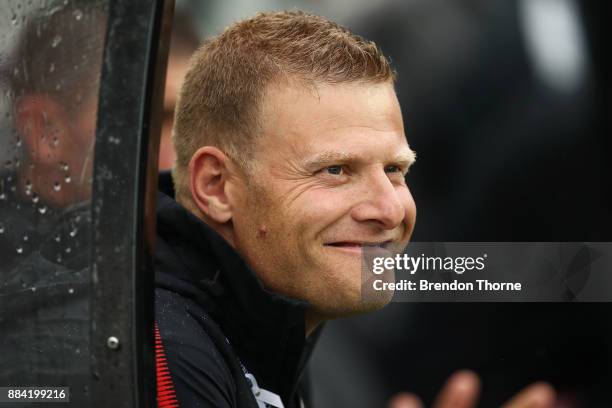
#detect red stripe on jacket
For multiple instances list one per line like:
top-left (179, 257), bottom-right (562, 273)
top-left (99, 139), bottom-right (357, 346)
top-left (156, 322), bottom-right (179, 408)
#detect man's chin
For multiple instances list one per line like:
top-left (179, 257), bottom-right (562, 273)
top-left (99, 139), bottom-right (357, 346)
top-left (310, 289), bottom-right (394, 319)
top-left (345, 297), bottom-right (393, 315)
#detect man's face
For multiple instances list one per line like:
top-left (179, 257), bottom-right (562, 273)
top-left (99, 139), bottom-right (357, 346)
top-left (230, 81), bottom-right (416, 317)
top-left (17, 90), bottom-right (98, 208)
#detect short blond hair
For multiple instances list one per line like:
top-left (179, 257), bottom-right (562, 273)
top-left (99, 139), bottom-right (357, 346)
top-left (172, 10), bottom-right (395, 202)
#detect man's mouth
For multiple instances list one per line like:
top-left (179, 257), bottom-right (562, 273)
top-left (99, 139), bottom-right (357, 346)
top-left (324, 240), bottom-right (393, 253)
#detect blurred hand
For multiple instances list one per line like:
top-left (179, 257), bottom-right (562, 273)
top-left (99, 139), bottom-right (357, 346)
top-left (388, 370), bottom-right (556, 408)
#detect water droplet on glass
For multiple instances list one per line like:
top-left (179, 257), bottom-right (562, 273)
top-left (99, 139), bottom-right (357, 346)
top-left (11, 14), bottom-right (17, 25)
top-left (52, 137), bottom-right (59, 147)
top-left (64, 175), bottom-right (72, 183)
top-left (38, 206), bottom-right (47, 214)
top-left (73, 9), bottom-right (83, 20)
top-left (22, 235), bottom-right (28, 242)
top-left (68, 288), bottom-right (75, 294)
top-left (51, 35), bottom-right (62, 48)
top-left (69, 228), bottom-right (77, 237)
top-left (60, 162), bottom-right (69, 172)
top-left (49, 63), bottom-right (55, 73)
top-left (65, 246), bottom-right (71, 254)
top-left (0, 193), bottom-right (6, 201)
top-left (30, 286), bottom-right (36, 292)
top-left (0, 225), bottom-right (5, 234)
top-left (16, 246), bottom-right (23, 254)
top-left (16, 138), bottom-right (22, 147)
top-left (32, 193), bottom-right (39, 203)
top-left (75, 347), bottom-right (80, 353)
top-left (54, 234), bottom-right (61, 242)
top-left (53, 182), bottom-right (61, 192)
top-left (56, 254), bottom-right (62, 263)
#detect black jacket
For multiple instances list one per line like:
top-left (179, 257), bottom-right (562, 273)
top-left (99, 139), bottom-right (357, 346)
top-left (155, 173), bottom-right (318, 408)
top-left (0, 186), bottom-right (92, 406)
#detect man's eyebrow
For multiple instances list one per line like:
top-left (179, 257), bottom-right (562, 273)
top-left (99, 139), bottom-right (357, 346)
top-left (394, 148), bottom-right (417, 169)
top-left (302, 148), bottom-right (417, 169)
top-left (303, 151), bottom-right (359, 169)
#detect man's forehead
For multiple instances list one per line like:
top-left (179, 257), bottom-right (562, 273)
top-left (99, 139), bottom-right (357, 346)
top-left (258, 80), bottom-right (406, 157)
top-left (261, 80), bottom-right (402, 129)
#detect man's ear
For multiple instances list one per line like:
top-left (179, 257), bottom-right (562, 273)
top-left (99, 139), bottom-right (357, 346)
top-left (16, 95), bottom-right (69, 166)
top-left (189, 146), bottom-right (234, 223)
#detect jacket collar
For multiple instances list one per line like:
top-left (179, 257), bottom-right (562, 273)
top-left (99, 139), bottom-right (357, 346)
top-left (154, 171), bottom-right (318, 404)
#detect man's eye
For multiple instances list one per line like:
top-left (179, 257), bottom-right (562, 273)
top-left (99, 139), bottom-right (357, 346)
top-left (385, 165), bottom-right (401, 173)
top-left (325, 165), bottom-right (344, 175)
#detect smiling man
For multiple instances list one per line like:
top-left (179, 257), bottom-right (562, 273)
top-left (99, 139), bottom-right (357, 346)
top-left (207, 81), bottom-right (416, 330)
top-left (154, 10), bottom-right (555, 408)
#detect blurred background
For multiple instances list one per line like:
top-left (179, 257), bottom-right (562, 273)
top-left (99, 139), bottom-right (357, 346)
top-left (158, 0), bottom-right (612, 406)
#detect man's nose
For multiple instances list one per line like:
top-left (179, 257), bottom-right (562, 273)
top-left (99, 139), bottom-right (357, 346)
top-left (350, 172), bottom-right (405, 230)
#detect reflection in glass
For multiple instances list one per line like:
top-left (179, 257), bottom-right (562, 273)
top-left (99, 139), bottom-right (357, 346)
top-left (0, 1), bottom-right (107, 405)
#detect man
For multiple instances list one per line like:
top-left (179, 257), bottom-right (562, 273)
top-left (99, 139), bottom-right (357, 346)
top-left (155, 11), bottom-right (556, 408)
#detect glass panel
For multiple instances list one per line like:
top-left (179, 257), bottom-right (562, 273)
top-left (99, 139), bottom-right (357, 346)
top-left (0, 1), bottom-right (108, 405)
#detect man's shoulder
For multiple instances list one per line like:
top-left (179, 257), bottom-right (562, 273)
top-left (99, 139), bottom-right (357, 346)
top-left (155, 287), bottom-right (219, 343)
top-left (155, 287), bottom-right (240, 407)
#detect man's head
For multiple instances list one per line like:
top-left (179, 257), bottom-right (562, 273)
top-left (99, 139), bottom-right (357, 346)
top-left (10, 2), bottom-right (107, 208)
top-left (172, 11), bottom-right (416, 324)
